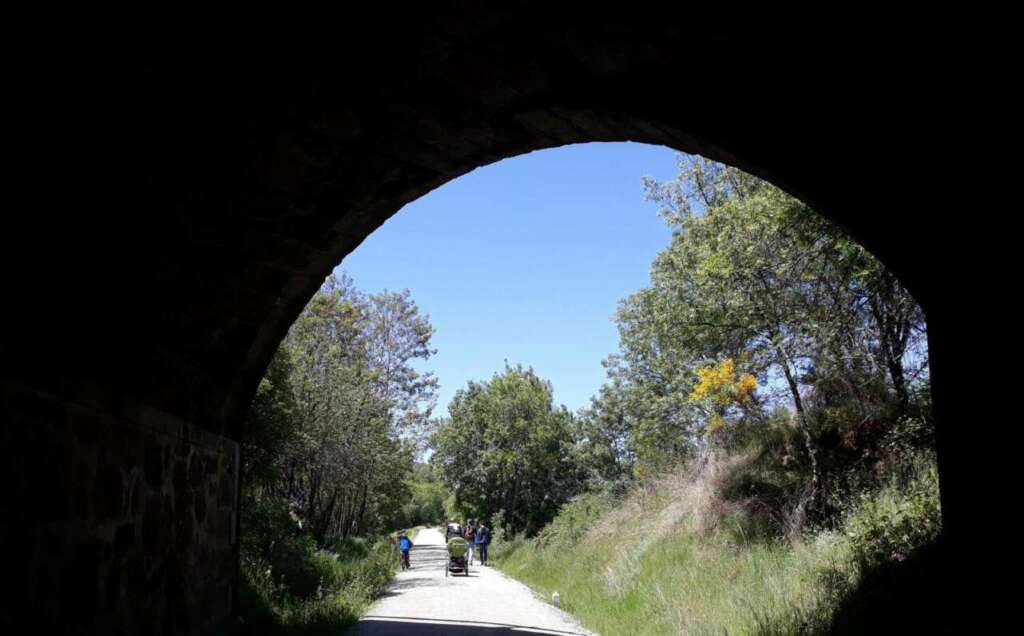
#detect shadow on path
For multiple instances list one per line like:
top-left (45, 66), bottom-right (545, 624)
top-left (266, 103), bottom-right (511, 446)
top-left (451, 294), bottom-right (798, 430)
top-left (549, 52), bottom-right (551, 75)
top-left (352, 528), bottom-right (591, 635)
top-left (403, 544), bottom-right (449, 570)
top-left (378, 544), bottom-right (469, 597)
top-left (354, 617), bottom-right (588, 635)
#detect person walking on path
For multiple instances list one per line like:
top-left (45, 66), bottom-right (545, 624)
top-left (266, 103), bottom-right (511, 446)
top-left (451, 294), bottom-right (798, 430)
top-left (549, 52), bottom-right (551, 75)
top-left (465, 522), bottom-right (476, 564)
top-left (476, 523), bottom-right (491, 566)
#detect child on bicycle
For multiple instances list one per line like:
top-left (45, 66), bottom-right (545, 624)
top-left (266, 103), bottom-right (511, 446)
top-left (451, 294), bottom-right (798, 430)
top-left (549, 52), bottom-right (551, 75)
top-left (398, 530), bottom-right (413, 568)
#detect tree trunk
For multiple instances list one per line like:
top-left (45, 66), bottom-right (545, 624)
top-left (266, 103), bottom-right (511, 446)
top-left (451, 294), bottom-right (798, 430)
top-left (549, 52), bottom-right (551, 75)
top-left (775, 341), bottom-right (819, 525)
top-left (355, 479), bottom-right (370, 536)
top-left (869, 272), bottom-right (912, 413)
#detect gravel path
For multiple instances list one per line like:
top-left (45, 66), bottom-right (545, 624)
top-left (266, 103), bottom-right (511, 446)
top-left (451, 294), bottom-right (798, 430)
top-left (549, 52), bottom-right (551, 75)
top-left (348, 527), bottom-right (596, 635)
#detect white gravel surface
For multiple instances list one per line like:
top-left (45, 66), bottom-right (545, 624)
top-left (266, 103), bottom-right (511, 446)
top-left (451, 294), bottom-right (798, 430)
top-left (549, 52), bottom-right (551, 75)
top-left (348, 527), bottom-right (597, 635)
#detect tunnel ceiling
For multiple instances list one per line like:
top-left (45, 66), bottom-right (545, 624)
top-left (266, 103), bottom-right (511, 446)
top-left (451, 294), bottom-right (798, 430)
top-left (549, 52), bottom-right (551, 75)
top-left (11, 9), bottom-right (954, 440)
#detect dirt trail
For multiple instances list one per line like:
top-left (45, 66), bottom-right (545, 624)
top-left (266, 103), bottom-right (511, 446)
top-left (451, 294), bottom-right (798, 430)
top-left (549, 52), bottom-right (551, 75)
top-left (348, 527), bottom-right (596, 635)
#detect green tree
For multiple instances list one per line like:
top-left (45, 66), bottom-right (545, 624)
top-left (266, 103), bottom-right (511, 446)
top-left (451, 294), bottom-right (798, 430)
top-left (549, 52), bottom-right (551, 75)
top-left (587, 154), bottom-right (928, 525)
top-left (242, 273), bottom-right (438, 544)
top-left (572, 378), bottom-right (635, 488)
top-left (242, 345), bottom-right (299, 491)
top-left (365, 289), bottom-right (439, 449)
top-left (431, 365), bottom-right (581, 536)
top-left (395, 463), bottom-right (449, 528)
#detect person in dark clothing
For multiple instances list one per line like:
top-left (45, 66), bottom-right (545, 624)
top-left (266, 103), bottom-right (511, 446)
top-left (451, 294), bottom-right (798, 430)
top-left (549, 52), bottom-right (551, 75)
top-left (476, 524), bottom-right (491, 565)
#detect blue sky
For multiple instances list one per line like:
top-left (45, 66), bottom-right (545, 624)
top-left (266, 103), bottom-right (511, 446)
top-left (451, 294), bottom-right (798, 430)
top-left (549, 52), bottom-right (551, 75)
top-left (336, 142), bottom-right (681, 417)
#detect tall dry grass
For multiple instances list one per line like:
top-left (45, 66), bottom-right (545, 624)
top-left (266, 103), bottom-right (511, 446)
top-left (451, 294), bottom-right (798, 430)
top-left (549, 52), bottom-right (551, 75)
top-left (493, 449), bottom-right (941, 635)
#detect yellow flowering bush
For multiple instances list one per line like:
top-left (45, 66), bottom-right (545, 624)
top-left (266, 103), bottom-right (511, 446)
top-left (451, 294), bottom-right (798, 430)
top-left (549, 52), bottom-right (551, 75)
top-left (689, 358), bottom-right (757, 404)
top-left (689, 358), bottom-right (757, 435)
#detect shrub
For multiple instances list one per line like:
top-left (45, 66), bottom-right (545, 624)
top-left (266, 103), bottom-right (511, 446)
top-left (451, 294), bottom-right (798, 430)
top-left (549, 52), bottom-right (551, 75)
top-left (843, 456), bottom-right (941, 569)
top-left (239, 551), bottom-right (283, 632)
top-left (240, 537), bottom-right (396, 635)
top-left (533, 491), bottom-right (616, 551)
top-left (239, 490), bottom-right (398, 635)
top-left (487, 510), bottom-right (529, 561)
top-left (750, 455), bottom-right (943, 634)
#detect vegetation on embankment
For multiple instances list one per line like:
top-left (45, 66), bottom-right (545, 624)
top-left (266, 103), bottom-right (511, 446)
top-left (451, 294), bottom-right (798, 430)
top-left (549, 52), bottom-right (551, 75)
top-left (491, 452), bottom-right (941, 635)
top-left (238, 274), bottom-right (448, 633)
top-left (238, 516), bottom-right (430, 635)
top-left (239, 530), bottom-right (395, 635)
top-left (432, 153), bottom-right (942, 632)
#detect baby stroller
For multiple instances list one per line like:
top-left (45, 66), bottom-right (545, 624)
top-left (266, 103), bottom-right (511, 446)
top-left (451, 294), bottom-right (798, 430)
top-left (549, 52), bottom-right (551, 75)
top-left (445, 535), bottom-right (470, 577)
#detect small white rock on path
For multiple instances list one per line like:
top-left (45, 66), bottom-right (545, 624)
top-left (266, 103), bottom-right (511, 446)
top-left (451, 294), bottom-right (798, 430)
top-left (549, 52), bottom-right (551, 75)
top-left (348, 527), bottom-right (597, 636)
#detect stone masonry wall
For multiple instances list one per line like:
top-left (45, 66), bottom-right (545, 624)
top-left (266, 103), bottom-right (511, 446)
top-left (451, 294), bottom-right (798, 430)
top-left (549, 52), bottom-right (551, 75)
top-left (1, 383), bottom-right (239, 635)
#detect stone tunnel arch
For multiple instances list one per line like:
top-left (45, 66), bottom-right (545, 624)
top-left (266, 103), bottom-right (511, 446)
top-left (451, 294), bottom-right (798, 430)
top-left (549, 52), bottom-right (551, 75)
top-left (4, 12), bottom-right (981, 633)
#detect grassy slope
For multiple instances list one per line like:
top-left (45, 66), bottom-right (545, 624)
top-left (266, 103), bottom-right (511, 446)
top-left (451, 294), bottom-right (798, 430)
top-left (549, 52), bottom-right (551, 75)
top-left (494, 456), bottom-right (941, 635)
top-left (493, 489), bottom-right (850, 635)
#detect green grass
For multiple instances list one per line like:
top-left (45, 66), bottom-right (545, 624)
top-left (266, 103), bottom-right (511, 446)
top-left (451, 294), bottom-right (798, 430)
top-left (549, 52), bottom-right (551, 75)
top-left (498, 513), bottom-right (847, 634)
top-left (492, 461), bottom-right (940, 635)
